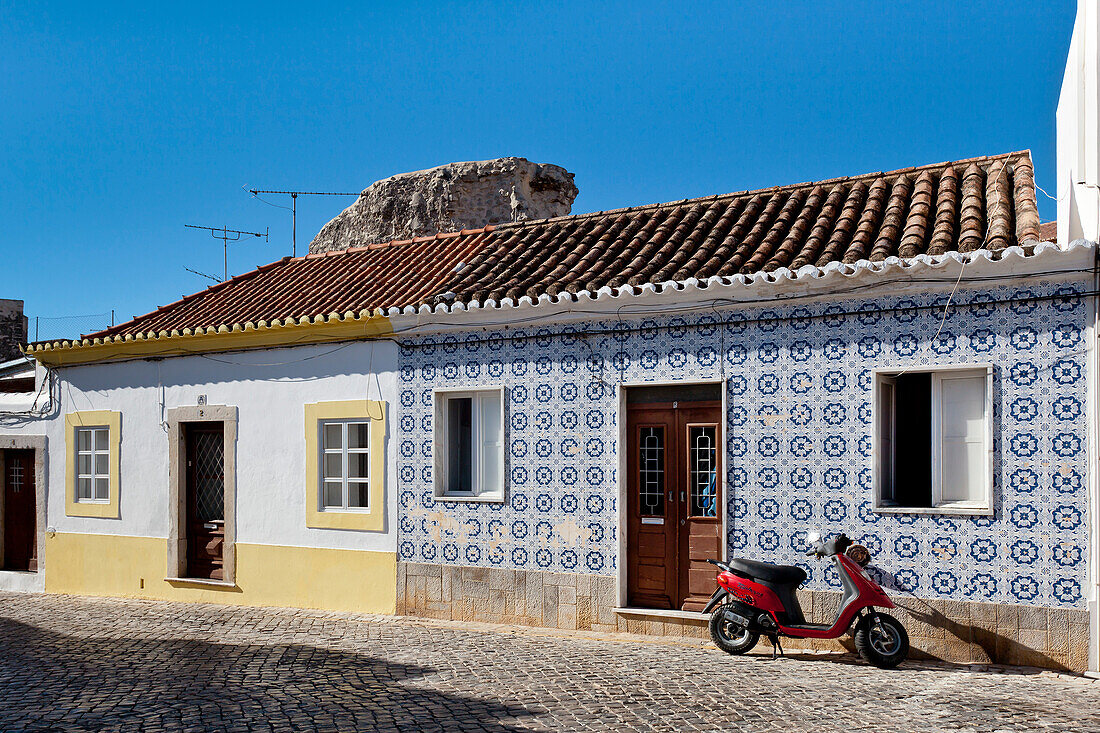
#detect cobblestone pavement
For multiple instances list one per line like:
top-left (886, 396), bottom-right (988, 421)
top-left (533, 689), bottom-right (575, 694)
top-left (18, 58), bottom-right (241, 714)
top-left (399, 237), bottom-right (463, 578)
top-left (2, 592), bottom-right (1099, 732)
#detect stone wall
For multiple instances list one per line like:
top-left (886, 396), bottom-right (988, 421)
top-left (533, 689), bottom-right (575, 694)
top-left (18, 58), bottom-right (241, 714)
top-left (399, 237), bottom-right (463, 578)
top-left (0, 300), bottom-right (27, 362)
top-left (397, 562), bottom-right (1090, 673)
top-left (309, 158), bottom-right (577, 253)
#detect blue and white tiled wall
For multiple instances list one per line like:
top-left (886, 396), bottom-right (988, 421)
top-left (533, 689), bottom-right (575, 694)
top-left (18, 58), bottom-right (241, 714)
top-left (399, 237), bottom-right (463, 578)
top-left (397, 278), bottom-right (1091, 610)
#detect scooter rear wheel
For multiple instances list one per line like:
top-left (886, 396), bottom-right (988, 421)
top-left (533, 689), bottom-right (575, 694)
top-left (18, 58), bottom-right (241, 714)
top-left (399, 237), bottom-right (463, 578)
top-left (854, 613), bottom-right (909, 668)
top-left (709, 606), bottom-right (760, 655)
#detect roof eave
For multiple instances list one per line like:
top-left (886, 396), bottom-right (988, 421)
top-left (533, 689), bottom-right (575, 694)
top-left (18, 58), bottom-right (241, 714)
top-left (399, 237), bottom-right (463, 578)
top-left (26, 312), bottom-right (394, 367)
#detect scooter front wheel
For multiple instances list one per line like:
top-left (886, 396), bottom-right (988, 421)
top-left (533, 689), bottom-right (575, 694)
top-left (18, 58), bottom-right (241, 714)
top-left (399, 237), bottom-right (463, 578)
top-left (709, 606), bottom-right (760, 655)
top-left (854, 613), bottom-right (909, 668)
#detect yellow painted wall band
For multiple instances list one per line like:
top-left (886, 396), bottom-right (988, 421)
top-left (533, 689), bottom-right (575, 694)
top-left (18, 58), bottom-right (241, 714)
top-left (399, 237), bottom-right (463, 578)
top-left (44, 533), bottom-right (397, 615)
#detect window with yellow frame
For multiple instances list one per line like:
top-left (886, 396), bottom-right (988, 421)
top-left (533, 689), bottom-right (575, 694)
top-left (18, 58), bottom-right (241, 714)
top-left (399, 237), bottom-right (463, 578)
top-left (64, 410), bottom-right (122, 518)
top-left (304, 400), bottom-right (386, 530)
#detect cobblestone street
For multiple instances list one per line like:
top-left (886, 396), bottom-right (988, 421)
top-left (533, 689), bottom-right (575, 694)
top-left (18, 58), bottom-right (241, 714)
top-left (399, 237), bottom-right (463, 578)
top-left (1, 592), bottom-right (1099, 732)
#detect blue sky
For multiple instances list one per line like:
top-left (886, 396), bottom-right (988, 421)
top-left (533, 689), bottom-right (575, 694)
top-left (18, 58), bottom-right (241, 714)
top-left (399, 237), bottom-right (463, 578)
top-left (0, 1), bottom-right (1076, 337)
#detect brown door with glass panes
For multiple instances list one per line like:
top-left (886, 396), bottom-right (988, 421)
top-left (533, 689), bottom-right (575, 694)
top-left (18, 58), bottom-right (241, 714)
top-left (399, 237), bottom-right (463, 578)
top-left (185, 423), bottom-right (225, 580)
top-left (3, 450), bottom-right (36, 571)
top-left (627, 394), bottom-right (722, 611)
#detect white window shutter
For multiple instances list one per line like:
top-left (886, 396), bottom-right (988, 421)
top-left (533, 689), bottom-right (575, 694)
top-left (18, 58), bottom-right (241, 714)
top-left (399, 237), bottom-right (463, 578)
top-left (478, 391), bottom-right (503, 495)
top-left (876, 375), bottom-right (896, 503)
top-left (937, 374), bottom-right (987, 504)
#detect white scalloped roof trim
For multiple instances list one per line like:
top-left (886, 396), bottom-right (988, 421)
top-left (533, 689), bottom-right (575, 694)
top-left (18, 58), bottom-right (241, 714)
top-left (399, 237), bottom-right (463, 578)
top-left (384, 240), bottom-right (1094, 319)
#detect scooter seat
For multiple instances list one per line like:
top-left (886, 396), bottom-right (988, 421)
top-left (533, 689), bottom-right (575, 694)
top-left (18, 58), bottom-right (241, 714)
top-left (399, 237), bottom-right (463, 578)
top-left (728, 558), bottom-right (807, 586)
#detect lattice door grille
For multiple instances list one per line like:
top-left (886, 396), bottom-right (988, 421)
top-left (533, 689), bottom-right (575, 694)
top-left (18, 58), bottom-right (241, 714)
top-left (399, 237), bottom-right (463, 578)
top-left (192, 431), bottom-right (224, 522)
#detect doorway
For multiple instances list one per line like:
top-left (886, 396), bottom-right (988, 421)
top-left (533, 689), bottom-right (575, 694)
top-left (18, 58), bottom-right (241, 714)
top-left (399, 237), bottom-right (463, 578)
top-left (626, 385), bottom-right (722, 612)
top-left (184, 422), bottom-right (225, 580)
top-left (3, 449), bottom-right (37, 571)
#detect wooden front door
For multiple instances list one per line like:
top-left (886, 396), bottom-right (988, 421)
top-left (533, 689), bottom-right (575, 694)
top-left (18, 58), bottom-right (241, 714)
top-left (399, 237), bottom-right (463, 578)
top-left (185, 423), bottom-right (225, 580)
top-left (3, 450), bottom-right (36, 571)
top-left (627, 399), bottom-right (722, 611)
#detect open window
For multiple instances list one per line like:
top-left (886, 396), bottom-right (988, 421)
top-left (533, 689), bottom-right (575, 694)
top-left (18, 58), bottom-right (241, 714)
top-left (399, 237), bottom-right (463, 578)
top-left (434, 388), bottom-right (504, 501)
top-left (874, 366), bottom-right (992, 514)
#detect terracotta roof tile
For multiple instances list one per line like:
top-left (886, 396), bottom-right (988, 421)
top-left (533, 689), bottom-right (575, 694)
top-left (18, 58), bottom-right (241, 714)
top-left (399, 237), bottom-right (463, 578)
top-left (91, 151), bottom-right (1042, 340)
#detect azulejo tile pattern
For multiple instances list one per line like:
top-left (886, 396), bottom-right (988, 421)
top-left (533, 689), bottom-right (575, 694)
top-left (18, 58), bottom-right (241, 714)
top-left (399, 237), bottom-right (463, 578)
top-left (397, 278), bottom-right (1090, 610)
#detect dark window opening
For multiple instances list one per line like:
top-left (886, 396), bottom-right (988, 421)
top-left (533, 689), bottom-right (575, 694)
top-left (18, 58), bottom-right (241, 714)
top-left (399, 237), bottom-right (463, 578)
top-left (446, 397), bottom-right (473, 493)
top-left (890, 373), bottom-right (932, 507)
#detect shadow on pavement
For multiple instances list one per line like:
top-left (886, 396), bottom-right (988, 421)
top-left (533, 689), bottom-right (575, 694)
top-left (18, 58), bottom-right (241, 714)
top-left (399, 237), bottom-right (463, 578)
top-left (0, 617), bottom-right (538, 732)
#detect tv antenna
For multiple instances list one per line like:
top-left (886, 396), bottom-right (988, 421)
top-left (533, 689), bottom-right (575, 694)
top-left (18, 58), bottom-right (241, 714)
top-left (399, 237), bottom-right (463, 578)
top-left (245, 188), bottom-right (362, 256)
top-left (184, 224), bottom-right (269, 282)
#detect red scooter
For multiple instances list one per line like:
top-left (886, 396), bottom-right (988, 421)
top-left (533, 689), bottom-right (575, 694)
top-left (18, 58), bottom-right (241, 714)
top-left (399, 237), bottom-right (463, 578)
top-left (703, 531), bottom-right (909, 668)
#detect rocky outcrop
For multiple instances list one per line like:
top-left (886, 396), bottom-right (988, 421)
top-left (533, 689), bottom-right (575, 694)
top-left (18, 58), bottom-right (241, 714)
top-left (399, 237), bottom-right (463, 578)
top-left (309, 158), bottom-right (578, 254)
top-left (0, 299), bottom-right (27, 361)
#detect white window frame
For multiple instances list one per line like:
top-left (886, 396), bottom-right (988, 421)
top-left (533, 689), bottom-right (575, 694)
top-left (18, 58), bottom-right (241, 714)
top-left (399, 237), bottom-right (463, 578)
top-left (872, 364), bottom-right (993, 515)
top-left (74, 425), bottom-right (111, 504)
top-left (318, 419), bottom-right (371, 512)
top-left (433, 387), bottom-right (505, 502)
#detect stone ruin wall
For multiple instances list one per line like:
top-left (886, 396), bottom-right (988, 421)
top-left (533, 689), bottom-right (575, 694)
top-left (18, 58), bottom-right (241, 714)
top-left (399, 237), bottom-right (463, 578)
top-left (309, 157), bottom-right (578, 254)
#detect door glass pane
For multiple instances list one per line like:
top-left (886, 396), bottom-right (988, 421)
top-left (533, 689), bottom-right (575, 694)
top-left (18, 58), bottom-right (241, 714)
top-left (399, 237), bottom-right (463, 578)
top-left (348, 481), bottom-right (370, 508)
top-left (347, 422), bottom-right (370, 450)
top-left (94, 477), bottom-right (109, 500)
top-left (323, 453), bottom-right (344, 479)
top-left (689, 425), bottom-right (718, 517)
top-left (323, 423), bottom-right (343, 450)
top-left (191, 430), bottom-right (224, 522)
top-left (479, 392), bottom-right (502, 494)
top-left (77, 477), bottom-right (92, 500)
top-left (446, 397), bottom-right (473, 493)
top-left (639, 426), bottom-right (665, 516)
top-left (95, 429), bottom-right (108, 451)
top-left (323, 481), bottom-right (343, 508)
top-left (349, 452), bottom-right (370, 480)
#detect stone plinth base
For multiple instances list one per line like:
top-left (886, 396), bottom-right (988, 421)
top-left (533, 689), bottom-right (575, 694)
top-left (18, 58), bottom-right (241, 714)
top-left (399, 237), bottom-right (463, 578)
top-left (397, 563), bottom-right (1089, 673)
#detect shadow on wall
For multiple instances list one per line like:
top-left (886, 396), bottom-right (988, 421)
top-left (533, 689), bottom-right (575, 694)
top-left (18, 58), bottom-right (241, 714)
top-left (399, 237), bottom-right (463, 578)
top-left (0, 617), bottom-right (535, 731)
top-left (816, 567), bottom-right (1076, 671)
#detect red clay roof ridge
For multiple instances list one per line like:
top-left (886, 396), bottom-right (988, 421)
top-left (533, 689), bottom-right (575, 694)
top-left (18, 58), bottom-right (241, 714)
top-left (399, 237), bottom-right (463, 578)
top-left (300, 224), bottom-right (497, 260)
top-left (496, 151), bottom-right (1031, 232)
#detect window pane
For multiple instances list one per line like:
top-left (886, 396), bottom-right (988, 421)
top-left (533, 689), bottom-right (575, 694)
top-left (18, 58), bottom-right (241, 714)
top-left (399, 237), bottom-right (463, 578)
top-left (348, 422), bottom-right (370, 450)
top-left (446, 397), bottom-right (473, 493)
top-left (349, 452), bottom-right (369, 480)
top-left (77, 477), bottom-right (92, 500)
top-left (942, 441), bottom-right (984, 503)
top-left (639, 426), bottom-right (665, 516)
top-left (478, 392), bottom-right (502, 495)
top-left (324, 453), bottom-right (344, 479)
top-left (348, 481), bottom-right (370, 509)
top-left (95, 453), bottom-right (109, 476)
top-left (689, 425), bottom-right (718, 517)
top-left (77, 429), bottom-right (91, 451)
top-left (323, 423), bottom-right (343, 450)
top-left (78, 453), bottom-right (91, 476)
top-left (95, 429), bottom-right (108, 451)
top-left (941, 376), bottom-right (985, 439)
top-left (323, 481), bottom-right (343, 508)
top-left (94, 477), bottom-right (109, 500)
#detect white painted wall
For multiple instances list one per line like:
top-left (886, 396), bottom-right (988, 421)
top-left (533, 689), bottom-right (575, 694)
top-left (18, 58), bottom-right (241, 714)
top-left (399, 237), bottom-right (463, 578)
top-left (2, 340), bottom-right (399, 575)
top-left (1059, 0), bottom-right (1100, 245)
top-left (1057, 0), bottom-right (1100, 675)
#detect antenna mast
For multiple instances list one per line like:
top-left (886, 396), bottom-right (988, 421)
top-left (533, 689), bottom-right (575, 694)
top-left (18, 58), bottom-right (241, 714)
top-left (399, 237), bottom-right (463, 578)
top-left (245, 189), bottom-right (362, 257)
top-left (184, 224), bottom-right (269, 282)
